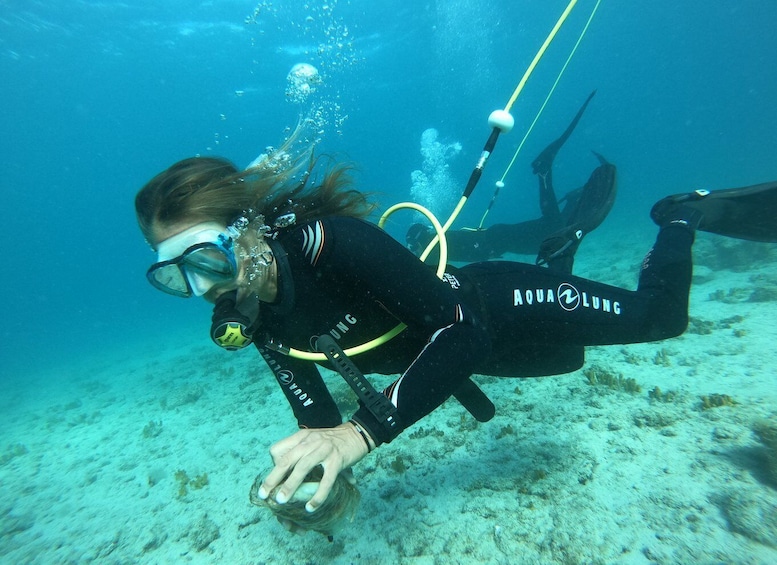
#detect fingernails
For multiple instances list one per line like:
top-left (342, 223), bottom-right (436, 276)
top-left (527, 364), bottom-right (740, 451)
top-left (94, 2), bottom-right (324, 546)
top-left (275, 491), bottom-right (289, 504)
top-left (305, 502), bottom-right (316, 513)
top-left (257, 486), bottom-right (268, 500)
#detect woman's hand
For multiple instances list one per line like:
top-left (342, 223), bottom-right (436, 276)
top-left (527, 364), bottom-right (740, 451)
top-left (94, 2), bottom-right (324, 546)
top-left (257, 422), bottom-right (370, 513)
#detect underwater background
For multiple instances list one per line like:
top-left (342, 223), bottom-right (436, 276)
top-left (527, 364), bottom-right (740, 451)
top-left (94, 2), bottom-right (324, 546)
top-left (2, 1), bottom-right (777, 563)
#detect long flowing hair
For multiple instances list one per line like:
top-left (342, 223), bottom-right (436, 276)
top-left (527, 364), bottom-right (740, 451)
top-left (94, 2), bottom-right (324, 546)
top-left (136, 130), bottom-right (375, 246)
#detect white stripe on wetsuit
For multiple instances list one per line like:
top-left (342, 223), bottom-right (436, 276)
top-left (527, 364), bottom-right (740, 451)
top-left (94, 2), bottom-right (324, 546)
top-left (301, 221), bottom-right (325, 265)
top-left (386, 304), bottom-right (465, 407)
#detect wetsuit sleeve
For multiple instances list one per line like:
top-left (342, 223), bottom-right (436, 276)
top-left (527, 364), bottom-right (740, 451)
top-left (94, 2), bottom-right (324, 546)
top-left (256, 345), bottom-right (343, 429)
top-left (316, 217), bottom-right (491, 445)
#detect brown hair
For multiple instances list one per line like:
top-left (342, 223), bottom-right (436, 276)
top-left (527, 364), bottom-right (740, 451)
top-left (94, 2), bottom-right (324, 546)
top-left (136, 135), bottom-right (375, 246)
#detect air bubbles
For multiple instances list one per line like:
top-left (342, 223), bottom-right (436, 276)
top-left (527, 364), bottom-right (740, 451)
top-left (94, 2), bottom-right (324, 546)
top-left (245, 0), bottom-right (357, 137)
top-left (285, 63), bottom-right (321, 104)
top-left (410, 129), bottom-right (463, 221)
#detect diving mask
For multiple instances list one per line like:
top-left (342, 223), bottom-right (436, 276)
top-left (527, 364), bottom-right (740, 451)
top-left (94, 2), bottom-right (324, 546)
top-left (147, 223), bottom-right (238, 298)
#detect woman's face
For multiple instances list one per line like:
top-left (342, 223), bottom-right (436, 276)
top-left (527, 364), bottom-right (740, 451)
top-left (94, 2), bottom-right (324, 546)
top-left (150, 220), bottom-right (244, 303)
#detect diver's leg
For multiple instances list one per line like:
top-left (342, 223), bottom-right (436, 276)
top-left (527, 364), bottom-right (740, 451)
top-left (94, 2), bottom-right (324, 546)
top-left (536, 156), bottom-right (617, 272)
top-left (477, 218), bottom-right (562, 257)
top-left (467, 178), bottom-right (777, 369)
top-left (532, 90), bottom-right (597, 219)
top-left (406, 224), bottom-right (499, 262)
top-left (462, 224), bottom-right (693, 349)
top-left (537, 169), bottom-right (561, 221)
top-left (406, 224), bottom-right (506, 263)
top-left (440, 229), bottom-right (505, 262)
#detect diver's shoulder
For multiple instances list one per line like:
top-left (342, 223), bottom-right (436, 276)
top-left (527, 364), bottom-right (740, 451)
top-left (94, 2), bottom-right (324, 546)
top-left (299, 215), bottom-right (384, 236)
top-left (276, 215), bottom-right (386, 256)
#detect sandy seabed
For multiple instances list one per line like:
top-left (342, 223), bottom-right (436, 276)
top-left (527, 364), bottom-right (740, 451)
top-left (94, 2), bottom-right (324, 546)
top-left (2, 232), bottom-right (777, 564)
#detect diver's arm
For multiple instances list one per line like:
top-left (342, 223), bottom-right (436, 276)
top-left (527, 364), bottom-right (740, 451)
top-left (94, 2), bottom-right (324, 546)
top-left (320, 217), bottom-right (491, 444)
top-left (257, 217), bottom-right (490, 512)
top-left (255, 344), bottom-right (368, 516)
top-left (256, 345), bottom-right (343, 429)
top-left (258, 421), bottom-right (368, 514)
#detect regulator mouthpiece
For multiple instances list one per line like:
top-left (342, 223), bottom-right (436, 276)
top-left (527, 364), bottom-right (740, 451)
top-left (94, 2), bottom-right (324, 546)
top-left (211, 290), bottom-right (254, 350)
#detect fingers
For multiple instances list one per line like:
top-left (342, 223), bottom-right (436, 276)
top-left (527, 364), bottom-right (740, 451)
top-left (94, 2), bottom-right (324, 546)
top-left (304, 463), bottom-right (338, 513)
top-left (268, 429), bottom-right (309, 459)
top-left (274, 447), bottom-right (326, 504)
top-left (256, 431), bottom-right (305, 500)
top-left (260, 431), bottom-right (326, 503)
top-left (258, 424), bottom-right (366, 512)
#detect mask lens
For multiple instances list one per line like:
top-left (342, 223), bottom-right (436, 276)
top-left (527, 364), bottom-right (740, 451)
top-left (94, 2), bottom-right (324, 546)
top-left (147, 226), bottom-right (237, 298)
top-left (183, 245), bottom-right (235, 277)
top-left (148, 263), bottom-right (190, 297)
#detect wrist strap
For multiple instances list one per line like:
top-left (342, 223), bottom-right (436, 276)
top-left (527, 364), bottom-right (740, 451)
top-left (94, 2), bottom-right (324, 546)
top-left (316, 334), bottom-right (401, 440)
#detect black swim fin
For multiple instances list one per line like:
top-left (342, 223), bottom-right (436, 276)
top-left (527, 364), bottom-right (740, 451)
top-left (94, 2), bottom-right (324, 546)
top-left (650, 180), bottom-right (777, 243)
top-left (563, 152), bottom-right (617, 234)
top-left (536, 153), bottom-right (617, 272)
top-left (531, 90), bottom-right (597, 177)
top-left (533, 90), bottom-right (597, 220)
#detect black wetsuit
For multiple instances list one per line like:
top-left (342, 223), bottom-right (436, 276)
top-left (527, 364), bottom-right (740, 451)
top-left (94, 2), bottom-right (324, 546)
top-left (256, 216), bottom-right (692, 446)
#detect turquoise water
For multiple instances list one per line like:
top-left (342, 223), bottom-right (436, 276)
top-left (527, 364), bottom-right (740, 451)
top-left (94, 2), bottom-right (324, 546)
top-left (1, 1), bottom-right (776, 562)
top-left (1, 1), bottom-right (775, 375)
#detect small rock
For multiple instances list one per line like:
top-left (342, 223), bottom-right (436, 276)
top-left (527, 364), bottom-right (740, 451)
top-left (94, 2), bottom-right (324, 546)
top-left (712, 426), bottom-right (740, 441)
top-left (719, 490), bottom-right (777, 548)
top-left (189, 515), bottom-right (220, 552)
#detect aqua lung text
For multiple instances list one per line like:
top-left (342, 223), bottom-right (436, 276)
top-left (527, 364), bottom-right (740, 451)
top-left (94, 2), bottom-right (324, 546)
top-left (513, 282), bottom-right (621, 315)
top-left (260, 348), bottom-right (314, 407)
top-left (327, 313), bottom-right (358, 339)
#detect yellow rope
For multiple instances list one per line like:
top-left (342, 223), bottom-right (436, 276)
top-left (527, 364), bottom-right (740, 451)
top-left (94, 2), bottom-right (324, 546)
top-left (499, 0), bottom-right (602, 186)
top-left (478, 0), bottom-right (602, 229)
top-left (503, 0), bottom-right (579, 113)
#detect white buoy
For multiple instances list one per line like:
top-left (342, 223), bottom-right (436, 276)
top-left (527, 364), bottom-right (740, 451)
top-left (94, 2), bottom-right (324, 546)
top-left (487, 110), bottom-right (514, 133)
